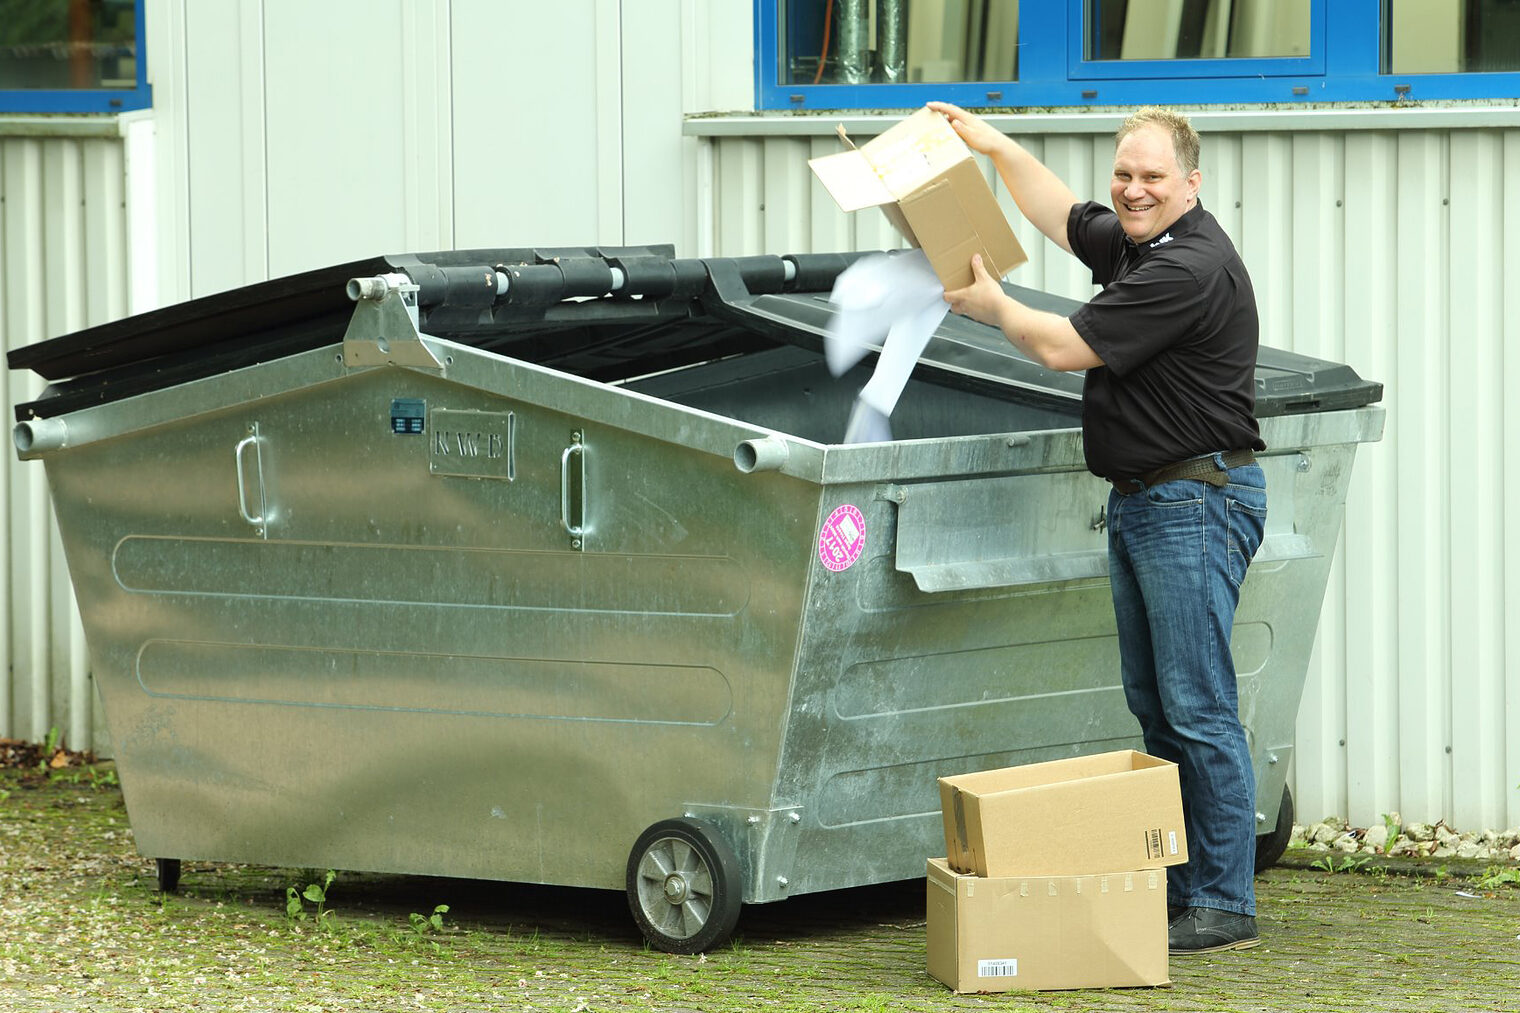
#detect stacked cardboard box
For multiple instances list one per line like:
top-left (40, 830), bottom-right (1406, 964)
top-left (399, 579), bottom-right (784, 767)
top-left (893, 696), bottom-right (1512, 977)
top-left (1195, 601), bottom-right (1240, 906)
top-left (927, 750), bottom-right (1188, 993)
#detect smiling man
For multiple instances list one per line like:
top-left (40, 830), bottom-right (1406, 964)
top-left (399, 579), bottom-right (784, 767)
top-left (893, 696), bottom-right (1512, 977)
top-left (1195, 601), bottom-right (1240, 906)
top-left (927, 102), bottom-right (1268, 955)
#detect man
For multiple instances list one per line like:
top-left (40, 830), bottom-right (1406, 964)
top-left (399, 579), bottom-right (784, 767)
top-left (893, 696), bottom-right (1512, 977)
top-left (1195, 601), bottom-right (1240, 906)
top-left (927, 101), bottom-right (1268, 954)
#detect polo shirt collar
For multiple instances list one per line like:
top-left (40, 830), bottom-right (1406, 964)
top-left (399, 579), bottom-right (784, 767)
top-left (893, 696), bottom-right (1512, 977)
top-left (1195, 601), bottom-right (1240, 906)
top-left (1123, 199), bottom-right (1206, 257)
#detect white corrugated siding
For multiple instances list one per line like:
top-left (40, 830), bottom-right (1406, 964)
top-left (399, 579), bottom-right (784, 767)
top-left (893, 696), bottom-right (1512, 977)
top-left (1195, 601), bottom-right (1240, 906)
top-left (697, 119), bottom-right (1520, 832)
top-left (0, 129), bottom-right (129, 755)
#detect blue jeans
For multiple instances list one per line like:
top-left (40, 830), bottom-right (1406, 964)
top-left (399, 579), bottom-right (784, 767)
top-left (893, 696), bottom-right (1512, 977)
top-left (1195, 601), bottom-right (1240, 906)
top-left (1106, 455), bottom-right (1267, 916)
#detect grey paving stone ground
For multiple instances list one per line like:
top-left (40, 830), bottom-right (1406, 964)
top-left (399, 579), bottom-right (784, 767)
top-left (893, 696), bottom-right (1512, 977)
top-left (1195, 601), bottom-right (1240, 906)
top-left (3, 767), bottom-right (1516, 1012)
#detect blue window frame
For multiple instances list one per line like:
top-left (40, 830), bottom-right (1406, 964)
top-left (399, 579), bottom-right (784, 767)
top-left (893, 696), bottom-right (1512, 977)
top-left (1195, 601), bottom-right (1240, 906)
top-left (756, 0), bottom-right (1520, 110)
top-left (0, 0), bottom-right (150, 114)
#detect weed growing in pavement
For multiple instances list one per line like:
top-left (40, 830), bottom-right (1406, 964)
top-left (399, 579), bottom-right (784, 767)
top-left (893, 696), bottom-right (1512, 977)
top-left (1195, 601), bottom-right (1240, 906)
top-left (507, 926), bottom-right (544, 955)
top-left (285, 869), bottom-right (338, 928)
top-left (409, 903), bottom-right (450, 935)
top-left (40, 726), bottom-right (61, 769)
top-left (56, 763), bottom-right (120, 789)
top-left (720, 938), bottom-right (752, 972)
top-left (1312, 855), bottom-right (1371, 874)
top-left (1476, 865), bottom-right (1520, 889)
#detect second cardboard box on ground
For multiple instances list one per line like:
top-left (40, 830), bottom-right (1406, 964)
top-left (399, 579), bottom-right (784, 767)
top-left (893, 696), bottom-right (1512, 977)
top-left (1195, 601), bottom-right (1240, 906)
top-left (938, 749), bottom-right (1189, 878)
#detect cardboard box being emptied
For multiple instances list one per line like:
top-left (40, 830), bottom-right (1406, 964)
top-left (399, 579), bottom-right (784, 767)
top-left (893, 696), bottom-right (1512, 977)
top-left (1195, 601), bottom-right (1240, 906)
top-left (938, 749), bottom-right (1189, 878)
top-left (926, 858), bottom-right (1170, 993)
top-left (808, 108), bottom-right (1026, 290)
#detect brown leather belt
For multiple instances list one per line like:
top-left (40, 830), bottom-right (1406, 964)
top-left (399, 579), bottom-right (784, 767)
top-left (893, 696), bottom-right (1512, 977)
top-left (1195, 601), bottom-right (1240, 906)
top-left (1109, 450), bottom-right (1256, 493)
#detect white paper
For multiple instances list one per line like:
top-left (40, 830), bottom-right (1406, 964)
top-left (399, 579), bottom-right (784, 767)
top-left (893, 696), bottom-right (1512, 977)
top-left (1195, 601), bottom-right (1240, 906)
top-left (824, 249), bottom-right (949, 443)
top-left (842, 400), bottom-right (893, 445)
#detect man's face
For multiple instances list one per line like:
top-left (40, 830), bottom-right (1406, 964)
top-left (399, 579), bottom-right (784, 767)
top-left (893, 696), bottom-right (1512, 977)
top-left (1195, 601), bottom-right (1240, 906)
top-left (1110, 124), bottom-right (1201, 244)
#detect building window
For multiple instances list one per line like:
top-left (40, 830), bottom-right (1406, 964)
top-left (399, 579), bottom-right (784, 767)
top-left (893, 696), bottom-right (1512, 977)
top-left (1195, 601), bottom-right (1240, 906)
top-left (1085, 1), bottom-right (1311, 62)
top-left (1386, 0), bottom-right (1520, 73)
top-left (0, 0), bottom-right (150, 113)
top-left (1073, 0), bottom-right (1321, 81)
top-left (757, 0), bottom-right (1520, 109)
top-left (782, 0), bottom-right (1020, 86)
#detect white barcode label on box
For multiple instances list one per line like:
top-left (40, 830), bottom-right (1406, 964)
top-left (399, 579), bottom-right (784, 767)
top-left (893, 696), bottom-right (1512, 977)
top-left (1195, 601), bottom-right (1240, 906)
top-left (1169, 830), bottom-right (1179, 855)
top-left (977, 959), bottom-right (1018, 978)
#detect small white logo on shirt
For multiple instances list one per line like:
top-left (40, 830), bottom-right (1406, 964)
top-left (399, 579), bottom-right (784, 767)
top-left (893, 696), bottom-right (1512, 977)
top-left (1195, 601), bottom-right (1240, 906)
top-left (1149, 232), bottom-right (1174, 248)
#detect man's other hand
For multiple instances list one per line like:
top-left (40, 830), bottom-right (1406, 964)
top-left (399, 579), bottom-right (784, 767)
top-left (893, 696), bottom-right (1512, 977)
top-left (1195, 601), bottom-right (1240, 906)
top-left (945, 255), bottom-right (1102, 372)
top-left (943, 254), bottom-right (1010, 329)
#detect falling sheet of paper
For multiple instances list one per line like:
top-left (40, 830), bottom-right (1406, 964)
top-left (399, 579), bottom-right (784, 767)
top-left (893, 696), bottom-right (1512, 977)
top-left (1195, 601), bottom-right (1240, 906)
top-left (841, 400), bottom-right (893, 445)
top-left (824, 250), bottom-right (949, 444)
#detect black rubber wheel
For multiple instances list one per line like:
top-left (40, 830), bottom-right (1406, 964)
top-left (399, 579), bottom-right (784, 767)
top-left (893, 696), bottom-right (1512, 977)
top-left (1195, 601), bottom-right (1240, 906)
top-left (1254, 784), bottom-right (1294, 873)
top-left (626, 817), bottom-right (742, 953)
top-left (156, 857), bottom-right (182, 893)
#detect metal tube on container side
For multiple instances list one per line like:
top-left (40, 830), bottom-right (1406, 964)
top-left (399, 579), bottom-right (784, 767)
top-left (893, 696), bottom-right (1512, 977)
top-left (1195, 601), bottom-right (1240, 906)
top-left (346, 273), bottom-right (413, 301)
top-left (734, 436), bottom-right (790, 473)
top-left (14, 417), bottom-right (69, 456)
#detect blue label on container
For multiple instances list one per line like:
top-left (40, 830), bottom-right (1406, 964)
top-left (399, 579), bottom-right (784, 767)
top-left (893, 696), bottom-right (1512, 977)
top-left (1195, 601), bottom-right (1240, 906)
top-left (391, 398), bottom-right (426, 434)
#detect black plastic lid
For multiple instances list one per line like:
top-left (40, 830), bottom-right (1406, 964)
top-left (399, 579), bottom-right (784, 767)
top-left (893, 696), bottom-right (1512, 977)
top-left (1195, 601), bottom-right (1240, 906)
top-left (8, 248), bottom-right (1381, 422)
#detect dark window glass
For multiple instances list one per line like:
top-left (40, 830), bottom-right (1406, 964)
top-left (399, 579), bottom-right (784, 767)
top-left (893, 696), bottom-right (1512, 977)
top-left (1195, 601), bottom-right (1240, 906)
top-left (781, 0), bottom-right (1019, 85)
top-left (0, 0), bottom-right (140, 90)
top-left (1086, 0), bottom-right (1310, 60)
top-left (1387, 0), bottom-right (1520, 73)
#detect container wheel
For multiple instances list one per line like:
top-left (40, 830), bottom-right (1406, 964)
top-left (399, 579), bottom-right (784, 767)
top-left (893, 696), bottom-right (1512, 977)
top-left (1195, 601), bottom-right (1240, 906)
top-left (626, 817), bottom-right (742, 953)
top-left (156, 857), bottom-right (182, 893)
top-left (1254, 784), bottom-right (1295, 873)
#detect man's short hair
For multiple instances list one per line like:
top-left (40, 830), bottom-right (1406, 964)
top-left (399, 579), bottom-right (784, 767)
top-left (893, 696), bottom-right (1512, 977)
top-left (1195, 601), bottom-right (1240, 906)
top-left (1117, 107), bottom-right (1200, 175)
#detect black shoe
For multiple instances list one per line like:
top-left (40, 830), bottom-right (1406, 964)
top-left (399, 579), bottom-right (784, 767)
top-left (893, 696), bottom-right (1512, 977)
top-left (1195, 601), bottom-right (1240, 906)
top-left (1167, 905), bottom-right (1187, 925)
top-left (1167, 907), bottom-right (1260, 954)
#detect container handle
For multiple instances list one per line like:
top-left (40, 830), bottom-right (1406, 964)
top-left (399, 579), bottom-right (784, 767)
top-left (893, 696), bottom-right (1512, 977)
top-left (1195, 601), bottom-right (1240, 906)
top-left (234, 424), bottom-right (268, 538)
top-left (560, 432), bottom-right (586, 550)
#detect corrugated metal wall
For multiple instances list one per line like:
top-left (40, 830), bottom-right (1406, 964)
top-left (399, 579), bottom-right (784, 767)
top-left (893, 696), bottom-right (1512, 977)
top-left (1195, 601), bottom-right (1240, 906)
top-left (147, 0), bottom-right (697, 305)
top-left (693, 115), bottom-right (1520, 832)
top-left (0, 124), bottom-right (133, 755)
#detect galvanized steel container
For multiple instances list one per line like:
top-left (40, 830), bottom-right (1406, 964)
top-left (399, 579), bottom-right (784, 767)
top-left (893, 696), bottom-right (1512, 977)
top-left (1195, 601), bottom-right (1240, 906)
top-left (9, 246), bottom-right (1382, 951)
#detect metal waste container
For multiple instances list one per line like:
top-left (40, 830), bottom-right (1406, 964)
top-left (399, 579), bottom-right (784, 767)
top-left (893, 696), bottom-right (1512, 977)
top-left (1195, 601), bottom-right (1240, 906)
top-left (9, 246), bottom-right (1383, 952)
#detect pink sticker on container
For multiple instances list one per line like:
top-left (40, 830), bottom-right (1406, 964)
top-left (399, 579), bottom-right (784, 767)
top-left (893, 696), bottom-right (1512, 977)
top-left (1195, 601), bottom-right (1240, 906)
top-left (818, 504), bottom-right (867, 572)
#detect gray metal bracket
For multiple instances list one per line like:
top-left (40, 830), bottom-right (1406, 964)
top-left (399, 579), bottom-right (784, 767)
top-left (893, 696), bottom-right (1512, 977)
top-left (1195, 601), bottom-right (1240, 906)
top-left (1255, 744), bottom-right (1294, 828)
top-left (341, 275), bottom-right (444, 370)
top-left (682, 803), bottom-right (804, 904)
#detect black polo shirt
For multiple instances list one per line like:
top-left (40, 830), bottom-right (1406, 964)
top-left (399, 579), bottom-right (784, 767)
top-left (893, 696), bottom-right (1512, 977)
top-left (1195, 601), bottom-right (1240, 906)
top-left (1066, 200), bottom-right (1264, 479)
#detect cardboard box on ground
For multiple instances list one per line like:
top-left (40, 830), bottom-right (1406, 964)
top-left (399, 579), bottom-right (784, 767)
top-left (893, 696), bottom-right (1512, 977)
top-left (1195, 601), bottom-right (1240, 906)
top-left (926, 860), bottom-right (1169, 993)
top-left (928, 750), bottom-right (1188, 993)
top-left (807, 108), bottom-right (1027, 290)
top-left (939, 749), bottom-right (1189, 878)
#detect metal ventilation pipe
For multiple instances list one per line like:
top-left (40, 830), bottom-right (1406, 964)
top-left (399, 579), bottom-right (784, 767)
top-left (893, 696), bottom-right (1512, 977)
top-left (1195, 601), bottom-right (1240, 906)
top-left (877, 0), bottom-right (909, 83)
top-left (838, 0), bottom-right (871, 84)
